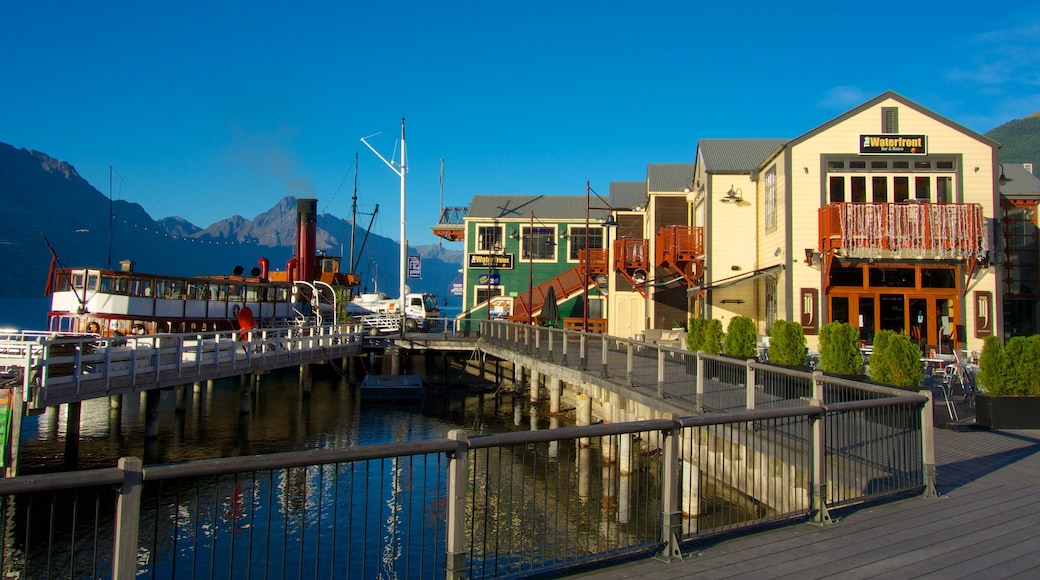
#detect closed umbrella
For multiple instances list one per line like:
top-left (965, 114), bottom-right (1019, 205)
top-left (541, 285), bottom-right (560, 327)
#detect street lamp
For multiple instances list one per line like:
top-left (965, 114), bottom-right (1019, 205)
top-left (583, 181), bottom-right (618, 332)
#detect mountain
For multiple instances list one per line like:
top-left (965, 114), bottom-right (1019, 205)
top-left (0, 142), bottom-right (464, 301)
top-left (985, 112), bottom-right (1040, 176)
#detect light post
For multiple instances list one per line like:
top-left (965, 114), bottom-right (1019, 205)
top-left (528, 212), bottom-right (534, 325)
top-left (583, 181), bottom-right (618, 332)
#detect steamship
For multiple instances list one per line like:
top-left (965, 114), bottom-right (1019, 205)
top-left (45, 199), bottom-right (358, 337)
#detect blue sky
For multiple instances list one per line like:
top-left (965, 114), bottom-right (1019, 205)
top-left (3, 1), bottom-right (1038, 248)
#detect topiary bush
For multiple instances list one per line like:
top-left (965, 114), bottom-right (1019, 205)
top-left (724, 316), bottom-right (758, 359)
top-left (700, 319), bottom-right (724, 355)
top-left (1001, 335), bottom-right (1040, 396)
top-left (818, 322), bottom-right (862, 375)
top-left (686, 317), bottom-right (705, 351)
top-left (867, 329), bottom-right (923, 388)
top-left (768, 320), bottom-right (807, 367)
top-left (977, 335), bottom-right (1011, 396)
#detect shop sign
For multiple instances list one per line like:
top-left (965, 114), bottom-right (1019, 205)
top-left (469, 253), bottom-right (514, 269)
top-left (800, 288), bottom-right (818, 335)
top-left (859, 134), bottom-right (927, 155)
top-left (974, 291), bottom-right (992, 338)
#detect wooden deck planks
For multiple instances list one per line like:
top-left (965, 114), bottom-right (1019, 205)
top-left (566, 427), bottom-right (1040, 579)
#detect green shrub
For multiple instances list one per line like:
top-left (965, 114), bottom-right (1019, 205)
top-left (685, 317), bottom-right (723, 354)
top-left (768, 320), bottom-right (807, 367)
top-left (686, 317), bottom-right (705, 351)
top-left (977, 335), bottom-right (1011, 395)
top-left (724, 316), bottom-right (758, 359)
top-left (819, 322), bottom-right (862, 375)
top-left (1003, 335), bottom-right (1040, 396)
top-left (701, 319), bottom-right (724, 355)
top-left (867, 330), bottom-right (922, 388)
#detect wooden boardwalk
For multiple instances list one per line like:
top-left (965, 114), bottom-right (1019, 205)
top-left (569, 425), bottom-right (1040, 579)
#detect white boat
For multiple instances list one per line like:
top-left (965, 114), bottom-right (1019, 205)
top-left (44, 198), bottom-right (359, 336)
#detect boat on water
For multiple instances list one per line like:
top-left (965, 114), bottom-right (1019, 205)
top-left (44, 199), bottom-right (360, 336)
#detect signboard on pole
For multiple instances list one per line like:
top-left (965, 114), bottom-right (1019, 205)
top-left (408, 256), bottom-right (421, 279)
top-left (449, 273), bottom-right (464, 296)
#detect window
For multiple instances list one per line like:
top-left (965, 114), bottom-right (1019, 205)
top-left (894, 177), bottom-right (909, 202)
top-left (522, 226), bottom-right (555, 260)
top-left (569, 227), bottom-right (605, 261)
top-left (872, 176), bottom-right (888, 202)
top-left (937, 177), bottom-right (953, 203)
top-left (851, 176), bottom-right (866, 202)
top-left (764, 166), bottom-right (777, 230)
top-left (765, 277), bottom-right (777, 331)
top-left (829, 176), bottom-right (845, 203)
top-left (475, 286), bottom-right (502, 305)
top-left (915, 176), bottom-right (931, 201)
top-left (477, 225), bottom-right (503, 252)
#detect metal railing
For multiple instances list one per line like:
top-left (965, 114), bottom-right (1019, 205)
top-left (1, 324), bottom-right (364, 409)
top-left (0, 394), bottom-right (933, 579)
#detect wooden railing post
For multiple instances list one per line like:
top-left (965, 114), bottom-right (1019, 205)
top-left (445, 430), bottom-right (470, 579)
top-left (920, 389), bottom-right (939, 498)
top-left (656, 416), bottom-right (683, 562)
top-left (112, 456), bottom-right (143, 579)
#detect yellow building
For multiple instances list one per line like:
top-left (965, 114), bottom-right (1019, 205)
top-left (687, 90), bottom-right (1000, 354)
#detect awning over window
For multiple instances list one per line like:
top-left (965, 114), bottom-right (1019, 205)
top-left (687, 264), bottom-right (784, 296)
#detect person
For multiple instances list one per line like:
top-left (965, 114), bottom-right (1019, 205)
top-left (86, 321), bottom-right (101, 335)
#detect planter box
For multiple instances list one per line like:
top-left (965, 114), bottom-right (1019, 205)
top-left (976, 394), bottom-right (1040, 429)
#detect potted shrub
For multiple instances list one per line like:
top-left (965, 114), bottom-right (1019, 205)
top-left (975, 335), bottom-right (1040, 429)
top-left (724, 316), bottom-right (758, 359)
top-left (768, 320), bottom-right (807, 367)
top-left (818, 321), bottom-right (863, 376)
top-left (867, 329), bottom-right (922, 389)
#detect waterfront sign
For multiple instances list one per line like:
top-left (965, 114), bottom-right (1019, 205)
top-left (859, 134), bottom-right (927, 155)
top-left (469, 253), bottom-right (514, 269)
top-left (408, 256), bottom-right (421, 278)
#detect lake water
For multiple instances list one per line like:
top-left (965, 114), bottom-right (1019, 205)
top-left (0, 297), bottom-right (50, 331)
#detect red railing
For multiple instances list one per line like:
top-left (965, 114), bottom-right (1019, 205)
top-left (656, 226), bottom-right (704, 265)
top-left (615, 239), bottom-right (649, 270)
top-left (818, 202), bottom-right (987, 258)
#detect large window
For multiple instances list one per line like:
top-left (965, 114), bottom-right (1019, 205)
top-left (477, 225), bottom-right (503, 252)
top-left (568, 227), bottom-right (605, 261)
top-left (521, 226), bottom-right (555, 260)
top-left (764, 166), bottom-right (777, 231)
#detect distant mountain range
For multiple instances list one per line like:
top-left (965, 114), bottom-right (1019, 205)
top-left (2, 114), bottom-right (1035, 302)
top-left (0, 142), bottom-right (464, 302)
top-left (987, 112), bottom-right (1040, 176)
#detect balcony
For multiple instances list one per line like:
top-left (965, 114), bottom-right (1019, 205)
top-left (818, 202), bottom-right (987, 260)
top-left (432, 206), bottom-right (467, 242)
top-left (656, 226), bottom-right (705, 286)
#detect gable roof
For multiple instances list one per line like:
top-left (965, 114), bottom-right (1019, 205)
top-left (610, 181), bottom-right (648, 209)
top-left (465, 194), bottom-right (612, 221)
top-left (698, 139), bottom-right (787, 174)
top-left (1000, 162), bottom-right (1040, 199)
top-left (647, 163), bottom-right (696, 192)
top-left (786, 90), bottom-right (1001, 150)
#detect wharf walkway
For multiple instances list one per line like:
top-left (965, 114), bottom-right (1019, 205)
top-left (571, 425), bottom-right (1040, 579)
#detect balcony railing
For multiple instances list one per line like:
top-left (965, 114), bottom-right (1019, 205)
top-left (819, 202), bottom-right (988, 260)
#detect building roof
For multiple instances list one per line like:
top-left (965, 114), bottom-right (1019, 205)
top-left (647, 163), bottom-right (696, 192)
top-left (465, 194), bottom-right (612, 221)
top-left (785, 90), bottom-right (1001, 151)
top-left (698, 139), bottom-right (787, 174)
top-left (610, 181), bottom-right (647, 209)
top-left (1000, 162), bottom-right (1040, 199)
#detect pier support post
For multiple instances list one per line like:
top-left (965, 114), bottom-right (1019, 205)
top-left (529, 369), bottom-right (539, 403)
top-left (550, 377), bottom-right (562, 414)
top-left (144, 390), bottom-right (160, 439)
top-left (109, 394), bottom-right (122, 410)
top-left (64, 401), bottom-right (82, 470)
top-left (175, 385), bottom-right (188, 412)
top-left (300, 365), bottom-right (313, 396)
top-left (576, 391), bottom-right (592, 447)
